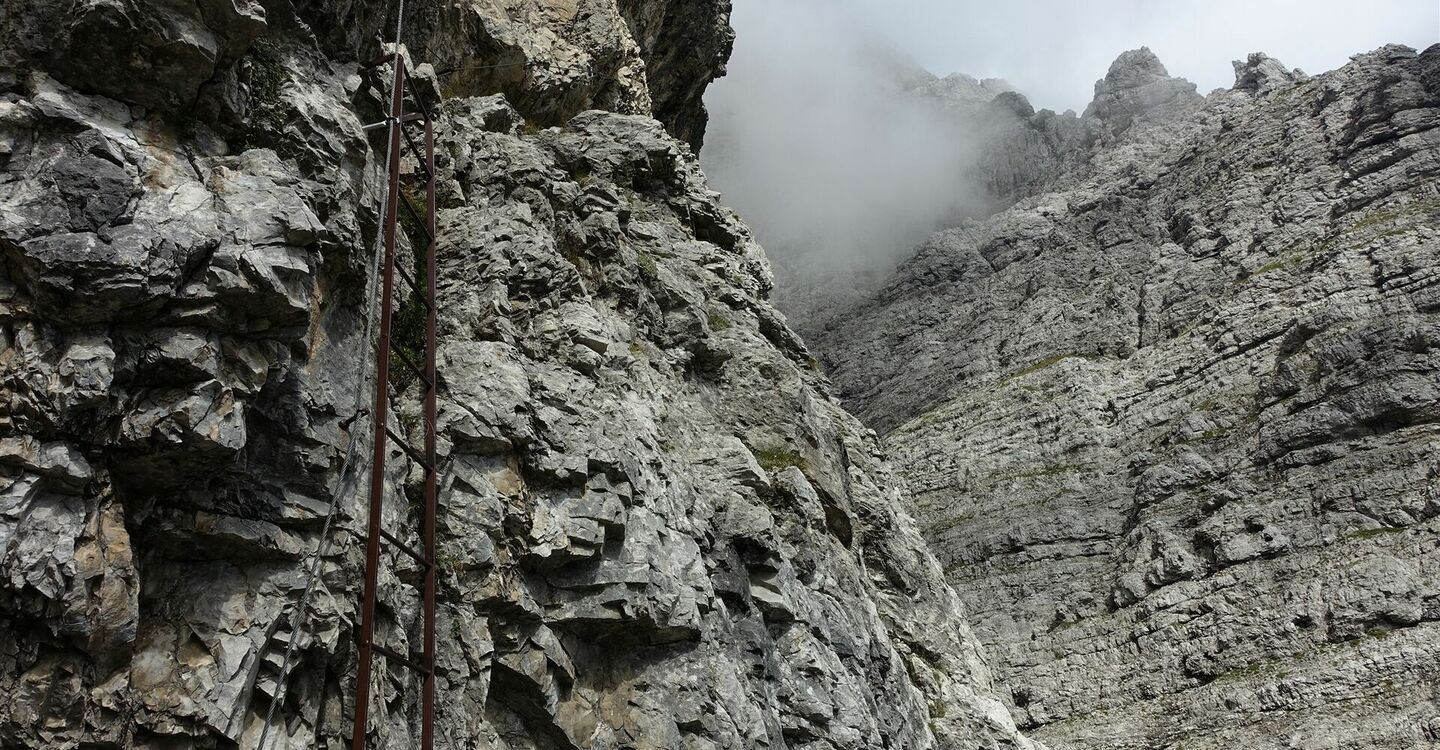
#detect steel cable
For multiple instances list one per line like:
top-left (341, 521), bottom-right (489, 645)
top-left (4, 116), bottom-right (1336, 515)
top-left (254, 0), bottom-right (404, 745)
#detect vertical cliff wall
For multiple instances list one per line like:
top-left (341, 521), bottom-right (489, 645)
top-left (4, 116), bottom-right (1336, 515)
top-left (815, 45), bottom-right (1440, 749)
top-left (0, 1), bottom-right (1036, 748)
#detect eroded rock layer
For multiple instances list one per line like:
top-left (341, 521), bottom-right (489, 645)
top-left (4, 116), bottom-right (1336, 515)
top-left (817, 45), bottom-right (1440, 749)
top-left (0, 1), bottom-right (1036, 748)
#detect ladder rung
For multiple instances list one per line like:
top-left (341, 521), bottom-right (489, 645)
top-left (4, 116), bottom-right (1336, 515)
top-left (390, 344), bottom-right (432, 387)
top-left (370, 642), bottom-right (431, 675)
top-left (398, 191), bottom-right (432, 241)
top-left (384, 426), bottom-right (433, 471)
top-left (362, 113), bottom-right (425, 131)
top-left (378, 527), bottom-right (432, 568)
top-left (393, 262), bottom-right (434, 308)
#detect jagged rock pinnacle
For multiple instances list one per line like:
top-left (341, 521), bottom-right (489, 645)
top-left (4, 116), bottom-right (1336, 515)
top-left (1233, 51), bottom-right (1304, 93)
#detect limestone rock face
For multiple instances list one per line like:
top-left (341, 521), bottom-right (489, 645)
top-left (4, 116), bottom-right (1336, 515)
top-left (1083, 47), bottom-right (1203, 138)
top-left (617, 0), bottom-right (736, 150)
top-left (814, 45), bottom-right (1440, 749)
top-left (0, 1), bottom-right (1036, 748)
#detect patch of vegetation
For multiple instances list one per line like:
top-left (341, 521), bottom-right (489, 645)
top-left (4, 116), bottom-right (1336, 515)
top-left (1351, 206), bottom-right (1404, 231)
top-left (1195, 424), bottom-right (1235, 441)
top-left (987, 462), bottom-right (1084, 484)
top-left (1253, 257), bottom-right (1299, 276)
top-left (1347, 526), bottom-right (1406, 541)
top-left (907, 405), bottom-right (958, 431)
top-left (240, 39), bottom-right (290, 149)
top-left (636, 250), bottom-right (659, 282)
top-left (707, 311), bottom-right (731, 331)
top-left (1348, 197), bottom-right (1440, 233)
top-left (1213, 657), bottom-right (1290, 684)
top-left (926, 512), bottom-right (975, 535)
top-left (1234, 254), bottom-right (1305, 287)
top-left (754, 447), bottom-right (805, 473)
top-left (523, 121), bottom-right (544, 136)
top-left (558, 230), bottom-right (595, 275)
top-left (390, 183), bottom-right (432, 391)
top-left (436, 549), bottom-right (466, 580)
top-left (997, 353), bottom-right (1083, 385)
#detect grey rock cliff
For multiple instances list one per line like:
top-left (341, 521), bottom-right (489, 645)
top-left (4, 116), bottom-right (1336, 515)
top-left (814, 45), bottom-right (1440, 749)
top-left (0, 0), bottom-right (1036, 748)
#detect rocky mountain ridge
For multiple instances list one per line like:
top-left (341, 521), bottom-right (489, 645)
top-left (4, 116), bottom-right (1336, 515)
top-left (0, 1), bottom-right (1039, 748)
top-left (814, 43), bottom-right (1440, 749)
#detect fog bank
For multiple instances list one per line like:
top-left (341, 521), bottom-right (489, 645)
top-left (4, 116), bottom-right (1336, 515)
top-left (699, 2), bottom-right (988, 282)
top-left (700, 0), bottom-right (1437, 294)
top-left (844, 0), bottom-right (1438, 113)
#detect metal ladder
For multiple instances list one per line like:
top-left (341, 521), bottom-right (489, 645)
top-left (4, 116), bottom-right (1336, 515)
top-left (352, 49), bottom-right (439, 750)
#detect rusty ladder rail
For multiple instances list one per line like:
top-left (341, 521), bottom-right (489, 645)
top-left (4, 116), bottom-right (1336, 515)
top-left (352, 50), bottom-right (439, 750)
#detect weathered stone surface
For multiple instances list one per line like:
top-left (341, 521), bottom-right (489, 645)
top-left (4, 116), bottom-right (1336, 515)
top-left (617, 0), bottom-right (736, 150)
top-left (1083, 47), bottom-right (1203, 138)
top-left (0, 1), bottom-right (1037, 748)
top-left (815, 45), bottom-right (1440, 749)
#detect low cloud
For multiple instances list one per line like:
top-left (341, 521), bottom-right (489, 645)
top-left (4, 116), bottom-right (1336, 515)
top-left (700, 2), bottom-right (988, 281)
top-left (701, 0), bottom-right (1437, 289)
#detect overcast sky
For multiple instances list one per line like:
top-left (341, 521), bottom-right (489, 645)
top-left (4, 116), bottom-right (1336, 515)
top-left (828, 0), bottom-right (1439, 112)
top-left (700, 1), bottom-right (1439, 286)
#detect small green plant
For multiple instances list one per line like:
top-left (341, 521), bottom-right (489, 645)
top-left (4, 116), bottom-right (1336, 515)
top-left (754, 447), bottom-right (804, 473)
top-left (240, 39), bottom-right (290, 148)
top-left (707, 311), bottom-right (731, 331)
top-left (636, 251), bottom-right (659, 281)
top-left (436, 549), bottom-right (465, 579)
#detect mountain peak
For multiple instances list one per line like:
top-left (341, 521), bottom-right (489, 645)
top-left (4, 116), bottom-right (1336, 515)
top-left (1103, 46), bottom-right (1171, 86)
top-left (1084, 46), bottom-right (1201, 133)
